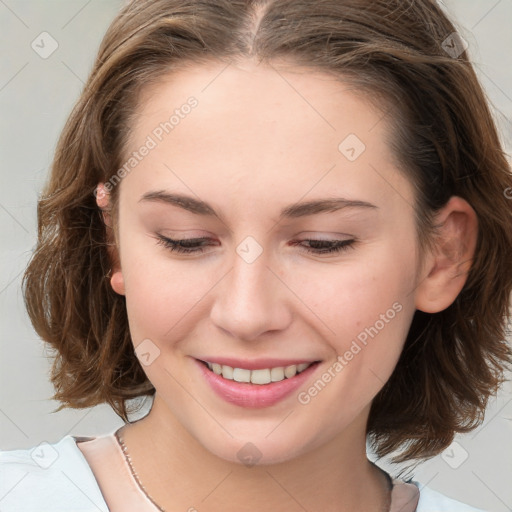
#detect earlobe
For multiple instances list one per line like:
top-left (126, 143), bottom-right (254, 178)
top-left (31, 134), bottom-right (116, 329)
top-left (110, 270), bottom-right (126, 296)
top-left (414, 196), bottom-right (478, 314)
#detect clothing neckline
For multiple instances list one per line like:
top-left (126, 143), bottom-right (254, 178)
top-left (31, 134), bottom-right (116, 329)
top-left (74, 429), bottom-right (420, 512)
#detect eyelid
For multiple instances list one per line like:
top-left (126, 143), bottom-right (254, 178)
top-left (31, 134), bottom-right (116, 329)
top-left (153, 233), bottom-right (356, 256)
top-left (154, 234), bottom-right (217, 255)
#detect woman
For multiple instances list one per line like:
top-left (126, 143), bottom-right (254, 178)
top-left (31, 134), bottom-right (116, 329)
top-left (1, 1), bottom-right (511, 510)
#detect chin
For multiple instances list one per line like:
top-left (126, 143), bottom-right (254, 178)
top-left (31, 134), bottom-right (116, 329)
top-left (199, 432), bottom-right (309, 467)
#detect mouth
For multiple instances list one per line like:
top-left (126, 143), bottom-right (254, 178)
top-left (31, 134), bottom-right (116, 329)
top-left (194, 357), bottom-right (322, 408)
top-left (197, 359), bottom-right (320, 385)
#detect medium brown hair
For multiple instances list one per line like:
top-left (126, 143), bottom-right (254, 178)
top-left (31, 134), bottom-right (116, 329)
top-left (23, 0), bottom-right (512, 463)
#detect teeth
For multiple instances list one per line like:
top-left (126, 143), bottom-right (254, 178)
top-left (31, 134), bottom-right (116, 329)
top-left (233, 368), bottom-right (251, 383)
top-left (270, 366), bottom-right (284, 382)
top-left (251, 369), bottom-right (271, 385)
top-left (284, 365), bottom-right (297, 378)
top-left (204, 361), bottom-right (314, 385)
top-left (221, 365), bottom-right (234, 380)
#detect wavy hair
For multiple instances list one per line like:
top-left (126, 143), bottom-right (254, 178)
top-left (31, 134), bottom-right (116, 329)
top-left (22, 0), bottom-right (512, 463)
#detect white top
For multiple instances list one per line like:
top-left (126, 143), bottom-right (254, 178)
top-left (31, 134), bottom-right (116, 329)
top-left (0, 430), bottom-right (485, 512)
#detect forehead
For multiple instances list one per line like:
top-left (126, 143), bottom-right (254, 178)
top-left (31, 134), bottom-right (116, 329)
top-left (131, 59), bottom-right (386, 149)
top-left (120, 60), bottom-right (413, 214)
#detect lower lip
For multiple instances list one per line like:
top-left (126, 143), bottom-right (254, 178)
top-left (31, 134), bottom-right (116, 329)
top-left (194, 359), bottom-right (320, 409)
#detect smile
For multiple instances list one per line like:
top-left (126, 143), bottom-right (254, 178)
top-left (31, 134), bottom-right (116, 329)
top-left (201, 360), bottom-right (314, 385)
top-left (194, 357), bottom-right (321, 408)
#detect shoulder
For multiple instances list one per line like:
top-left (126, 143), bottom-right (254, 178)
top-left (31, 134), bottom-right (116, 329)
top-left (414, 481), bottom-right (486, 512)
top-left (0, 435), bottom-right (109, 512)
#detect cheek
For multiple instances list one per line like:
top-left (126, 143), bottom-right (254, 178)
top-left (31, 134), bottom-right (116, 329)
top-left (120, 239), bottom-right (215, 343)
top-left (295, 240), bottom-right (417, 372)
top-left (289, 249), bottom-right (417, 425)
top-left (307, 245), bottom-right (413, 314)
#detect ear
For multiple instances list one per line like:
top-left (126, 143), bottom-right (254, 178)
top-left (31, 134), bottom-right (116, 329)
top-left (414, 196), bottom-right (478, 313)
top-left (110, 270), bottom-right (125, 296)
top-left (96, 182), bottom-right (125, 296)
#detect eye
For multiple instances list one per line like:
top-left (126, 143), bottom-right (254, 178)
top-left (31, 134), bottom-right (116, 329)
top-left (155, 234), bottom-right (355, 256)
top-left (155, 235), bottom-right (216, 254)
top-left (290, 238), bottom-right (356, 255)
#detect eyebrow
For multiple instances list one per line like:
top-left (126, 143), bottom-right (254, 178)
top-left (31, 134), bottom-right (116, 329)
top-left (138, 190), bottom-right (378, 220)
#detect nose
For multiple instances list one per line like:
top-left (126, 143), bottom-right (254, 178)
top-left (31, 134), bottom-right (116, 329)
top-left (209, 245), bottom-right (293, 341)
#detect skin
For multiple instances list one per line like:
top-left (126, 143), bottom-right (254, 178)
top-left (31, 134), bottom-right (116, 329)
top-left (90, 59), bottom-right (477, 511)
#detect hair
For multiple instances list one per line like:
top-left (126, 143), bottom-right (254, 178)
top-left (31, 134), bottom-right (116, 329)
top-left (23, 0), bottom-right (512, 464)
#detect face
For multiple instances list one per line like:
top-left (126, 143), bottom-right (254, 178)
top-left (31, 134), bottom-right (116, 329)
top-left (107, 59), bottom-right (423, 465)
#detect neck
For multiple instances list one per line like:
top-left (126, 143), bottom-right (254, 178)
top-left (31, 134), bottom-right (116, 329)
top-left (119, 393), bottom-right (390, 512)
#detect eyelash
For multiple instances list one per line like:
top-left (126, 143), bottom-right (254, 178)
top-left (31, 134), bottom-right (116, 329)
top-left (155, 235), bottom-right (356, 255)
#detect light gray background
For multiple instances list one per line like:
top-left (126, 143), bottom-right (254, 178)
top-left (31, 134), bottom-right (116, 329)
top-left (1, 1), bottom-right (511, 510)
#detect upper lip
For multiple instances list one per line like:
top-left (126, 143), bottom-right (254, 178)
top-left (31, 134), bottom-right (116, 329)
top-left (195, 357), bottom-right (320, 370)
